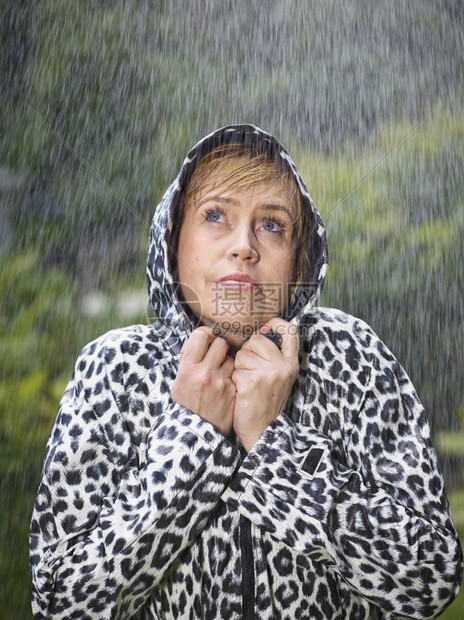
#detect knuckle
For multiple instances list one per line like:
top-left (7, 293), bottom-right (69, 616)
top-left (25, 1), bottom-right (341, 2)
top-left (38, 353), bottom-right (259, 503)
top-left (197, 367), bottom-right (212, 387)
top-left (198, 330), bottom-right (212, 343)
top-left (193, 326), bottom-right (212, 342)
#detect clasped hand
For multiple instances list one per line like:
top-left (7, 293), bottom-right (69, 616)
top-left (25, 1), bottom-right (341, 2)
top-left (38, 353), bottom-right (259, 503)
top-left (171, 319), bottom-right (299, 452)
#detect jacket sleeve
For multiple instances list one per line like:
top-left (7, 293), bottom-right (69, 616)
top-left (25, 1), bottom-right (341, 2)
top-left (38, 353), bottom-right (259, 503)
top-left (221, 329), bottom-right (463, 619)
top-left (30, 334), bottom-right (240, 619)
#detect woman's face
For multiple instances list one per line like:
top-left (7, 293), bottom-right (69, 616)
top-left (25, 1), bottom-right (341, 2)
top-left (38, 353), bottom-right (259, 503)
top-left (176, 176), bottom-right (296, 347)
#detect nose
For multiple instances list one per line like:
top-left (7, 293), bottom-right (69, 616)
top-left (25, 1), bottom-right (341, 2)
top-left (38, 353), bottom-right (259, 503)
top-left (228, 226), bottom-right (259, 263)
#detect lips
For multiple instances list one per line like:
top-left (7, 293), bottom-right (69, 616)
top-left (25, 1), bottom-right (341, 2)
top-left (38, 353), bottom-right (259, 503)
top-left (216, 273), bottom-right (259, 290)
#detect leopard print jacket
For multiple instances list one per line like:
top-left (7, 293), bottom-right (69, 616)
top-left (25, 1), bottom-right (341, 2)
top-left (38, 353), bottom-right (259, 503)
top-left (30, 125), bottom-right (462, 618)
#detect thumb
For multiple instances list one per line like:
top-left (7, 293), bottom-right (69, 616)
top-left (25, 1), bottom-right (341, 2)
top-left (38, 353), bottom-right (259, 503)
top-left (263, 317), bottom-right (299, 358)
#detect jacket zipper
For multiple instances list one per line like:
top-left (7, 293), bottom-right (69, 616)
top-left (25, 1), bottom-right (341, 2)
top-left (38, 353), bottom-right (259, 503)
top-left (240, 515), bottom-right (255, 619)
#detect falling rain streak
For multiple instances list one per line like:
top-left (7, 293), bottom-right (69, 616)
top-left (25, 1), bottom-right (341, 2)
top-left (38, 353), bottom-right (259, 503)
top-left (1, 1), bottom-right (463, 616)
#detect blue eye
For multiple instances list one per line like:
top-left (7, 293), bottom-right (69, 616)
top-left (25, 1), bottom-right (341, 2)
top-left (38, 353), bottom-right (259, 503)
top-left (262, 217), bottom-right (285, 234)
top-left (204, 207), bottom-right (225, 223)
top-left (263, 221), bottom-right (277, 231)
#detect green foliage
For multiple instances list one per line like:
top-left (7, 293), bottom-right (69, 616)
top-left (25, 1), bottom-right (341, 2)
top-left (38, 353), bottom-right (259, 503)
top-left (0, 252), bottom-right (146, 616)
top-left (436, 431), bottom-right (464, 458)
top-left (298, 104), bottom-right (464, 434)
top-left (0, 254), bottom-right (73, 614)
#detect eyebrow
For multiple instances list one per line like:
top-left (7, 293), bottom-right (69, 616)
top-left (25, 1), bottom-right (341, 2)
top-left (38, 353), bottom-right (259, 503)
top-left (195, 195), bottom-right (237, 211)
top-left (261, 203), bottom-right (296, 221)
top-left (195, 195), bottom-right (296, 220)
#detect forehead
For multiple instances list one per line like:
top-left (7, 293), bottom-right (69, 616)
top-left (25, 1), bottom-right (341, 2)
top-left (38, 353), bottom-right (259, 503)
top-left (185, 154), bottom-right (297, 211)
top-left (198, 177), bottom-right (294, 203)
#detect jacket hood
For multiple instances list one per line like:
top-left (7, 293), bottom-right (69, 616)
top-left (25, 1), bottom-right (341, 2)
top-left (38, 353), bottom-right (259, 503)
top-left (147, 124), bottom-right (328, 339)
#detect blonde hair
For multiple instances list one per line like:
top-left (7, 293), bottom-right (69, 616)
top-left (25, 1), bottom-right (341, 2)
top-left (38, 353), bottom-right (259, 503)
top-left (174, 143), bottom-right (311, 298)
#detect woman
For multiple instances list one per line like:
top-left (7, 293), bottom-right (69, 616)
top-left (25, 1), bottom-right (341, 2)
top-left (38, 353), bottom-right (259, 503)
top-left (30, 125), bottom-right (462, 618)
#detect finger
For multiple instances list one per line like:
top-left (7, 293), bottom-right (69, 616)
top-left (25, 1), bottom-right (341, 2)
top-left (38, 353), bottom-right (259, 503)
top-left (231, 367), bottom-right (248, 388)
top-left (240, 332), bottom-right (280, 361)
top-left (181, 326), bottom-right (215, 364)
top-left (262, 317), bottom-right (299, 359)
top-left (221, 355), bottom-right (235, 377)
top-left (203, 335), bottom-right (229, 368)
top-left (234, 348), bottom-right (260, 371)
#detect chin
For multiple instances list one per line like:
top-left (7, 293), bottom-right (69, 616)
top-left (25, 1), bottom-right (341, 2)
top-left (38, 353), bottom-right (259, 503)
top-left (207, 317), bottom-right (259, 344)
top-left (220, 328), bottom-right (251, 353)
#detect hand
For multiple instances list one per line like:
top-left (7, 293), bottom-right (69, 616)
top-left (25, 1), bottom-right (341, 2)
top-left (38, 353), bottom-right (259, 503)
top-left (232, 318), bottom-right (299, 452)
top-left (171, 327), bottom-right (236, 436)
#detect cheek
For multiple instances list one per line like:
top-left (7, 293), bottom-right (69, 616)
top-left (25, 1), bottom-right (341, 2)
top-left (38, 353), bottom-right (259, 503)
top-left (177, 228), bottom-right (193, 287)
top-left (279, 253), bottom-right (297, 308)
top-left (177, 230), bottom-right (211, 295)
top-left (273, 251), bottom-right (295, 283)
top-left (177, 221), bottom-right (200, 267)
top-left (260, 253), bottom-right (295, 314)
top-left (178, 219), bottom-right (211, 265)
